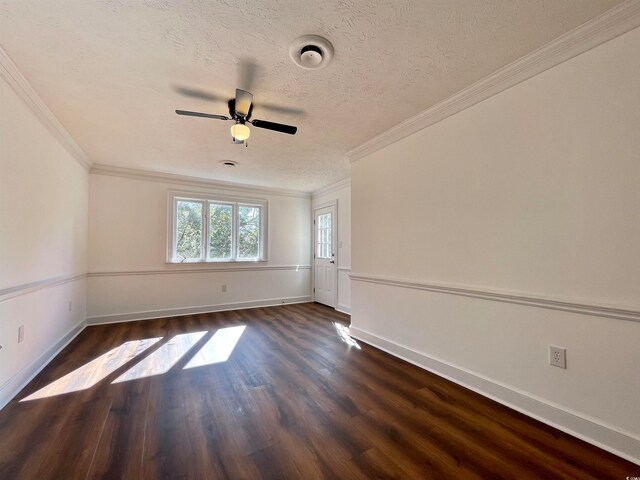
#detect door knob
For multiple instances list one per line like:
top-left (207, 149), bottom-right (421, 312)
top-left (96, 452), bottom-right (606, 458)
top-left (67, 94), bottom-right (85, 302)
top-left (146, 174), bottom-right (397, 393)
top-left (330, 260), bottom-right (335, 264)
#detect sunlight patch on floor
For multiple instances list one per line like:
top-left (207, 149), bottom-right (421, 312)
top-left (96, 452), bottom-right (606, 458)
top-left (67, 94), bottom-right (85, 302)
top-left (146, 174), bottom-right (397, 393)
top-left (333, 322), bottom-right (361, 349)
top-left (21, 325), bottom-right (248, 398)
top-left (184, 325), bottom-right (246, 369)
top-left (112, 331), bottom-right (207, 383)
top-left (21, 337), bottom-right (162, 401)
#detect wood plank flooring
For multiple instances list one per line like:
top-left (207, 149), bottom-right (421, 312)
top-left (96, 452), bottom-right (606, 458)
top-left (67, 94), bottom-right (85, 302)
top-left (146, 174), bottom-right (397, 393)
top-left (0, 303), bottom-right (635, 479)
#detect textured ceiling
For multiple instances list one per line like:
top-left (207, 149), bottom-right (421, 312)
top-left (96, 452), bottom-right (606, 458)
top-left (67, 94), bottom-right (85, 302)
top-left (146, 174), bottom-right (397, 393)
top-left (0, 0), bottom-right (623, 192)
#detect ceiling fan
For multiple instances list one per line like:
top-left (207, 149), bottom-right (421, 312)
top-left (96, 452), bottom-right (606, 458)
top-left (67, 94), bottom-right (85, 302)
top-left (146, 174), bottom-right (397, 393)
top-left (176, 88), bottom-right (297, 145)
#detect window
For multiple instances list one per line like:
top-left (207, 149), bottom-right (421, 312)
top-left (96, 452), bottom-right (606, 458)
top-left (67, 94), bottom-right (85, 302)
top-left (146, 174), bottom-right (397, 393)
top-left (168, 192), bottom-right (267, 263)
top-left (316, 212), bottom-right (332, 259)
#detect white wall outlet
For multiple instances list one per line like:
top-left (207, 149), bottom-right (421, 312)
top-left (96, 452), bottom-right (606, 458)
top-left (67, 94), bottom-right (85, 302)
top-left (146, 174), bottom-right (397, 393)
top-left (68, 300), bottom-right (73, 311)
top-left (549, 346), bottom-right (566, 369)
top-left (18, 325), bottom-right (25, 344)
top-left (221, 284), bottom-right (227, 292)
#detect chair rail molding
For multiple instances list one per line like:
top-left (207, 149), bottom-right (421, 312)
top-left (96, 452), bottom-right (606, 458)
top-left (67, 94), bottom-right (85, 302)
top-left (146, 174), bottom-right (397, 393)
top-left (0, 273), bottom-right (87, 304)
top-left (1, 266), bottom-right (311, 303)
top-left (350, 274), bottom-right (640, 323)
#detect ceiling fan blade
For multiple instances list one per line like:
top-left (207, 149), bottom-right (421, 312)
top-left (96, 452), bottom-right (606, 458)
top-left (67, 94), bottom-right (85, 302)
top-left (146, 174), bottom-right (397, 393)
top-left (173, 86), bottom-right (225, 102)
top-left (175, 110), bottom-right (230, 121)
top-left (255, 102), bottom-right (305, 116)
top-left (238, 59), bottom-right (257, 93)
top-left (250, 119), bottom-right (297, 135)
top-left (235, 88), bottom-right (253, 117)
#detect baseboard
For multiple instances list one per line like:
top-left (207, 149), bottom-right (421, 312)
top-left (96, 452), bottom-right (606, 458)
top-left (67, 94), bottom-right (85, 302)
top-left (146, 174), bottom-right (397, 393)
top-left (86, 296), bottom-right (312, 325)
top-left (349, 326), bottom-right (640, 466)
top-left (0, 319), bottom-right (87, 410)
top-left (336, 304), bottom-right (351, 315)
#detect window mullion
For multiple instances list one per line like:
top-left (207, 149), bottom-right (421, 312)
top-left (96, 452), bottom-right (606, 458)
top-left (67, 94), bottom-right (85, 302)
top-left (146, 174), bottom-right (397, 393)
top-left (232, 203), bottom-right (238, 261)
top-left (201, 200), bottom-right (207, 261)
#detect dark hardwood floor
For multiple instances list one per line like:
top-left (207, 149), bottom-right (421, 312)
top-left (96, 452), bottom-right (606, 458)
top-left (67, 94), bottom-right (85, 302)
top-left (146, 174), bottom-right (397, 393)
top-left (0, 303), bottom-right (635, 479)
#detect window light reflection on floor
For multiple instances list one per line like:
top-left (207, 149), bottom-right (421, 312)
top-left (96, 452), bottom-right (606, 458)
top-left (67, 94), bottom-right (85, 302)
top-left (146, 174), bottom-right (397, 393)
top-left (21, 325), bottom-right (249, 400)
top-left (184, 325), bottom-right (246, 369)
top-left (20, 337), bottom-right (162, 401)
top-left (333, 322), bottom-right (361, 349)
top-left (112, 331), bottom-right (207, 383)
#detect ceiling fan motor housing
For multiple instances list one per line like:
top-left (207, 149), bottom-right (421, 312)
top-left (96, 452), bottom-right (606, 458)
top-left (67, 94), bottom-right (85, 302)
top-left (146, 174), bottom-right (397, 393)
top-left (229, 99), bottom-right (253, 120)
top-left (176, 88), bottom-right (298, 144)
top-left (290, 35), bottom-right (334, 70)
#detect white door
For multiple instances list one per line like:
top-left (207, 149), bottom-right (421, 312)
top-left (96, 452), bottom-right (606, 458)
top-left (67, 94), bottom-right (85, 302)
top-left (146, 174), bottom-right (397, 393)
top-left (314, 205), bottom-right (337, 307)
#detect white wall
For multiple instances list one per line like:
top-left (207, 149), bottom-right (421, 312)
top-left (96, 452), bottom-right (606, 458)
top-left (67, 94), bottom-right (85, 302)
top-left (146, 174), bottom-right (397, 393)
top-left (0, 73), bottom-right (88, 408)
top-left (351, 26), bottom-right (640, 462)
top-left (312, 179), bottom-right (351, 313)
top-left (87, 173), bottom-right (311, 322)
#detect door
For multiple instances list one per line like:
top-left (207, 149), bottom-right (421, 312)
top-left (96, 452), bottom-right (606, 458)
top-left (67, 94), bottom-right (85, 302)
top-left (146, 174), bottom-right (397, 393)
top-left (314, 204), bottom-right (337, 307)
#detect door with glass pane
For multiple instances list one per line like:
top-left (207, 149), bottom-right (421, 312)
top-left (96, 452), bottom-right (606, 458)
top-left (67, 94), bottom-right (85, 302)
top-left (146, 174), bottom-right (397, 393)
top-left (314, 204), bottom-right (336, 307)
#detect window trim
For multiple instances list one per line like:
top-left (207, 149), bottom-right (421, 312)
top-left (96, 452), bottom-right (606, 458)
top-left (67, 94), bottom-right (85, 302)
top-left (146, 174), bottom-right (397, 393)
top-left (167, 190), bottom-right (268, 264)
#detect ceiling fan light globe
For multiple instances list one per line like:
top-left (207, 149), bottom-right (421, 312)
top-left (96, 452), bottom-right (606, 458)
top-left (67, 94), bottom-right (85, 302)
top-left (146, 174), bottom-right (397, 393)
top-left (230, 123), bottom-right (250, 141)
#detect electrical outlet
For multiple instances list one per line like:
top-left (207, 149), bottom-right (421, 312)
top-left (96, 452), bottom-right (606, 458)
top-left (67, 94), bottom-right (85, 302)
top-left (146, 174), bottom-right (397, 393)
top-left (68, 300), bottom-right (73, 311)
top-left (221, 284), bottom-right (227, 292)
top-left (18, 325), bottom-right (25, 344)
top-left (549, 346), bottom-right (566, 369)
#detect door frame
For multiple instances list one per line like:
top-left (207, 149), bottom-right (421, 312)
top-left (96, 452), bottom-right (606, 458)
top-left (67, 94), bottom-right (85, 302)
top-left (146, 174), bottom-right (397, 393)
top-left (312, 199), bottom-right (338, 308)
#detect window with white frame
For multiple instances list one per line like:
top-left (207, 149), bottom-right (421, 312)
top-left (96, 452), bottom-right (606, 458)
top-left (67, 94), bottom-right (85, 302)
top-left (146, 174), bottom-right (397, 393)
top-left (168, 192), bottom-right (267, 263)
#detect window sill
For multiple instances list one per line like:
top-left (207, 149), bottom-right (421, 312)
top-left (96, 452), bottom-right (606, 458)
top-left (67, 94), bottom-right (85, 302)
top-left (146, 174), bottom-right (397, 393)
top-left (165, 260), bottom-right (268, 265)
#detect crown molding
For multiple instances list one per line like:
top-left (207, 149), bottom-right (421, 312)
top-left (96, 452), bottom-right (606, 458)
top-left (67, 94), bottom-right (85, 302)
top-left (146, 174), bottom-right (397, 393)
top-left (90, 164), bottom-right (311, 199)
top-left (350, 274), bottom-right (640, 323)
top-left (312, 177), bottom-right (351, 198)
top-left (347, 0), bottom-right (640, 163)
top-left (0, 46), bottom-right (92, 171)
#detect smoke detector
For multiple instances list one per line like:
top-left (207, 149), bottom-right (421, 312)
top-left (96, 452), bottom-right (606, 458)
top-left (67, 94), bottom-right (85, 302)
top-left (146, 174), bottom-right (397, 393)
top-left (290, 35), bottom-right (334, 70)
